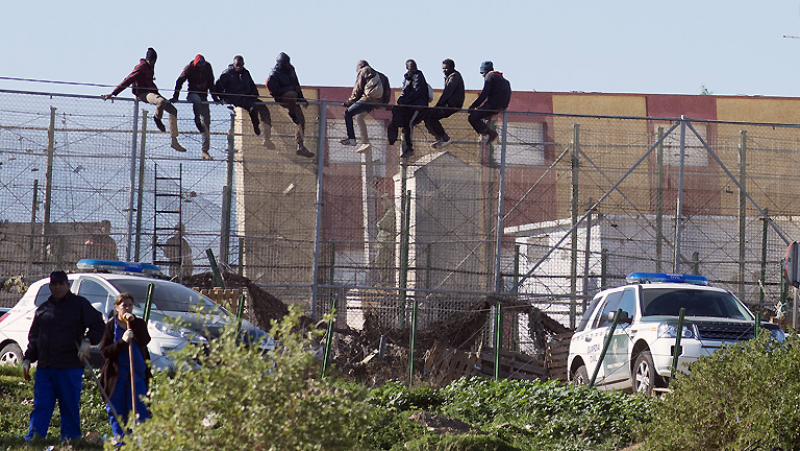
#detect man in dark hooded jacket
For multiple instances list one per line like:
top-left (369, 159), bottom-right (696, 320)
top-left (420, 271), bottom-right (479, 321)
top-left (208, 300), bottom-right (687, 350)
top-left (215, 55), bottom-right (275, 149)
top-left (102, 48), bottom-right (187, 153)
top-left (424, 58), bottom-right (464, 149)
top-left (468, 61), bottom-right (512, 146)
top-left (267, 53), bottom-right (314, 158)
top-left (172, 54), bottom-right (220, 160)
top-left (388, 59), bottom-right (429, 159)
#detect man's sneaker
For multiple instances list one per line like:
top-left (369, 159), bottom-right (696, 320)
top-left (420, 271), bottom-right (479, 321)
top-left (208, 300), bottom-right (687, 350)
top-left (253, 123), bottom-right (261, 136)
top-left (296, 145), bottom-right (315, 158)
top-left (485, 129), bottom-right (499, 146)
top-left (400, 148), bottom-right (414, 159)
top-left (262, 138), bottom-right (276, 150)
top-left (201, 151), bottom-right (213, 160)
top-left (431, 137), bottom-right (452, 149)
top-left (340, 138), bottom-right (357, 146)
top-left (171, 139), bottom-right (187, 152)
top-left (356, 143), bottom-right (372, 154)
top-left (154, 117), bottom-right (166, 132)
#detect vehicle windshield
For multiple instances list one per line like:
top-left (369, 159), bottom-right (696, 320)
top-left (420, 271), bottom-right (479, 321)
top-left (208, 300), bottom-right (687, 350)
top-left (640, 288), bottom-right (752, 320)
top-left (109, 279), bottom-right (225, 314)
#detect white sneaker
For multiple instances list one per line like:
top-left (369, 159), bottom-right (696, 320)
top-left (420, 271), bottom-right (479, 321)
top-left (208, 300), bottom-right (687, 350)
top-left (201, 151), bottom-right (213, 160)
top-left (340, 138), bottom-right (357, 146)
top-left (356, 143), bottom-right (372, 153)
top-left (431, 138), bottom-right (452, 149)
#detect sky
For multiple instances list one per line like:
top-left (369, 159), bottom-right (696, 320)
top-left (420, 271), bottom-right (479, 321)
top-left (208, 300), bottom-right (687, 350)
top-left (4, 0), bottom-right (800, 98)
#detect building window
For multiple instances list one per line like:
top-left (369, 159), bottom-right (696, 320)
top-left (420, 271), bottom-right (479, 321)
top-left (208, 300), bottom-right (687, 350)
top-left (494, 122), bottom-right (546, 166)
top-left (657, 123), bottom-right (708, 167)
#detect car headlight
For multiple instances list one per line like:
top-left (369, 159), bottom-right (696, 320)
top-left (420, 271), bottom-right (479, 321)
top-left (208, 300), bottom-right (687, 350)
top-left (152, 321), bottom-right (205, 341)
top-left (769, 328), bottom-right (786, 342)
top-left (658, 323), bottom-right (695, 339)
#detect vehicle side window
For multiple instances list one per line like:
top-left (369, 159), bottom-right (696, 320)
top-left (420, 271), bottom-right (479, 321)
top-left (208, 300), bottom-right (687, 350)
top-left (594, 291), bottom-right (623, 328)
top-left (77, 279), bottom-right (114, 317)
top-left (618, 288), bottom-right (637, 321)
top-left (34, 281), bottom-right (74, 307)
top-left (576, 296), bottom-right (602, 333)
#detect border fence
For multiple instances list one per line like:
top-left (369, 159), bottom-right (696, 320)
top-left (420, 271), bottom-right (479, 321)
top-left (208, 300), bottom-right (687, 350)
top-left (0, 87), bottom-right (797, 382)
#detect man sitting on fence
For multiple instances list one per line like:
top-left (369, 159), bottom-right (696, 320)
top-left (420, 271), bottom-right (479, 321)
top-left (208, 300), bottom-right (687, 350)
top-left (102, 48), bottom-right (187, 154)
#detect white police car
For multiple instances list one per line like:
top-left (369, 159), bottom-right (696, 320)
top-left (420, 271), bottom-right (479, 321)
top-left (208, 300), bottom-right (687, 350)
top-left (0, 259), bottom-right (272, 369)
top-left (567, 272), bottom-right (784, 396)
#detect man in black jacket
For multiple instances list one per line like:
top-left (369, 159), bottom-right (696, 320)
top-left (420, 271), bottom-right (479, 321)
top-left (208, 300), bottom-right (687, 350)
top-left (172, 54), bottom-right (220, 160)
top-left (388, 59), bottom-right (429, 159)
top-left (267, 53), bottom-right (314, 158)
top-left (215, 55), bottom-right (275, 150)
top-left (424, 59), bottom-right (465, 149)
top-left (23, 270), bottom-right (104, 441)
top-left (468, 61), bottom-right (512, 146)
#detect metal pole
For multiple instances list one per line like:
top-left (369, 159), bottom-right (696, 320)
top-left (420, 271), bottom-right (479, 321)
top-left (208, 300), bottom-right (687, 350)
top-left (754, 311), bottom-right (760, 339)
top-left (513, 244), bottom-right (520, 293)
top-left (321, 294), bottom-right (336, 379)
top-left (221, 113), bottom-right (235, 264)
top-left (600, 249), bottom-right (608, 290)
top-left (206, 248), bottom-right (226, 289)
top-left (793, 287), bottom-right (797, 331)
top-left (513, 122), bottom-right (681, 291)
top-left (27, 180), bottom-right (39, 278)
top-left (589, 309), bottom-right (622, 388)
top-left (134, 110), bottom-right (148, 262)
top-left (408, 278), bottom-right (419, 385)
top-left (125, 99), bottom-right (140, 261)
top-left (655, 127), bottom-right (664, 272)
top-left (42, 107), bottom-right (56, 265)
top-left (494, 301), bottom-right (503, 380)
top-left (738, 130), bottom-right (747, 301)
top-left (760, 209), bottom-right (769, 303)
top-left (494, 111), bottom-right (509, 295)
top-left (235, 293), bottom-right (246, 336)
top-left (673, 117), bottom-right (686, 273)
top-left (398, 162), bottom-right (409, 328)
top-left (692, 252), bottom-right (700, 275)
top-left (310, 101), bottom-right (327, 321)
top-left (238, 237), bottom-right (244, 278)
top-left (570, 124), bottom-right (580, 329)
top-left (398, 189), bottom-right (411, 329)
top-left (143, 283), bottom-right (154, 323)
top-left (582, 197), bottom-right (593, 309)
top-left (670, 308), bottom-right (686, 380)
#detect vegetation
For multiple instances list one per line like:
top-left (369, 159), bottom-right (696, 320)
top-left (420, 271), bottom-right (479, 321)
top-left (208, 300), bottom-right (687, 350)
top-left (642, 331), bottom-right (800, 451)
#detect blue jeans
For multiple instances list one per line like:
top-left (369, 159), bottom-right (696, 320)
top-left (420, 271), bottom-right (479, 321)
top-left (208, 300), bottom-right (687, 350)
top-left (187, 93), bottom-right (211, 152)
top-left (26, 367), bottom-right (84, 441)
top-left (344, 101), bottom-right (376, 141)
top-left (107, 371), bottom-right (150, 438)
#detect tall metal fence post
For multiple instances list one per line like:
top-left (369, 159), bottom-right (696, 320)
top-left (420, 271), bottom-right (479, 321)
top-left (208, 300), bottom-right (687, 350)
top-left (670, 308), bottom-right (686, 380)
top-left (655, 126), bottom-right (664, 272)
top-left (125, 98), bottom-right (140, 261)
top-left (600, 248), bottom-right (608, 290)
top-left (570, 124), bottom-right (580, 329)
top-left (42, 107), bottom-right (56, 266)
top-left (398, 162), bottom-right (409, 328)
top-left (311, 101), bottom-right (327, 321)
top-left (589, 309), bottom-right (622, 388)
top-left (673, 117), bottom-right (687, 273)
top-left (27, 180), bottom-right (39, 277)
top-left (760, 208), bottom-right (769, 303)
top-left (582, 197), bottom-right (593, 309)
top-left (738, 130), bottom-right (747, 301)
top-left (220, 113), bottom-right (235, 264)
top-left (494, 301), bottom-right (503, 380)
top-left (494, 111), bottom-right (509, 295)
top-left (398, 189), bottom-right (411, 329)
top-left (134, 110), bottom-right (148, 262)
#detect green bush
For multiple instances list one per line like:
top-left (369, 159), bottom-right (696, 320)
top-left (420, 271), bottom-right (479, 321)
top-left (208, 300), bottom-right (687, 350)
top-left (363, 409), bottom-right (426, 450)
top-left (642, 332), bottom-right (800, 451)
top-left (400, 433), bottom-right (519, 451)
top-left (116, 306), bottom-right (373, 451)
top-left (368, 380), bottom-right (445, 412)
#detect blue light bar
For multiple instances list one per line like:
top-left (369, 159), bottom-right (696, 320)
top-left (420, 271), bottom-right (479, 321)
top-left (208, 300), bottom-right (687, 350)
top-left (626, 272), bottom-right (708, 286)
top-left (77, 259), bottom-right (162, 276)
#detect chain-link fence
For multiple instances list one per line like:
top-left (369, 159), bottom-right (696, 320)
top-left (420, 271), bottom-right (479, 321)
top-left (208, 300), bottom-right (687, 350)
top-left (0, 87), bottom-right (797, 383)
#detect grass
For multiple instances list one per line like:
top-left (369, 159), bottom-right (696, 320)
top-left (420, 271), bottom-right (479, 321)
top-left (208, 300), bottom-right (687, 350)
top-left (0, 364), bottom-right (110, 450)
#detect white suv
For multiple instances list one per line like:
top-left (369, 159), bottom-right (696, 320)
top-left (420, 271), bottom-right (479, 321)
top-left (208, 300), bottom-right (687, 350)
top-left (0, 260), bottom-right (272, 370)
top-left (568, 272), bottom-right (784, 395)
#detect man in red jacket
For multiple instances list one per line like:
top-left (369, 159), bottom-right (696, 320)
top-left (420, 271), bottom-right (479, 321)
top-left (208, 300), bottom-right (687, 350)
top-left (172, 54), bottom-right (220, 160)
top-left (102, 48), bottom-right (186, 153)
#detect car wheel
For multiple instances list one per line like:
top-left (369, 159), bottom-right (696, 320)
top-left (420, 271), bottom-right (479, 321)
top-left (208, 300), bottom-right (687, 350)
top-left (633, 350), bottom-right (657, 396)
top-left (0, 343), bottom-right (23, 366)
top-left (572, 364), bottom-right (589, 385)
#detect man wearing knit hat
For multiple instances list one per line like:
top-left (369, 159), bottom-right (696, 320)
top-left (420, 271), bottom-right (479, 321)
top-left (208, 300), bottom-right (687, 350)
top-left (172, 54), bottom-right (220, 160)
top-left (267, 52), bottom-right (314, 159)
top-left (468, 61), bottom-right (512, 146)
top-left (102, 48), bottom-right (187, 153)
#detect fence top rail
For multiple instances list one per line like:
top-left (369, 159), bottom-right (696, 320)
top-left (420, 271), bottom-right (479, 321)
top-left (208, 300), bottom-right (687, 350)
top-left (6, 86), bottom-right (800, 129)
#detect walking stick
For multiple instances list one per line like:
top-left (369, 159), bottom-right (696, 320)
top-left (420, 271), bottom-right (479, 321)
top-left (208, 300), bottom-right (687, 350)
top-left (126, 319), bottom-right (137, 421)
top-left (79, 353), bottom-right (123, 427)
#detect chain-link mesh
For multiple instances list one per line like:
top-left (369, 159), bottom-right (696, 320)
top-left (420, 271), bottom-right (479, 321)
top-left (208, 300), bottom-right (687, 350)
top-left (0, 88), bottom-right (796, 383)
